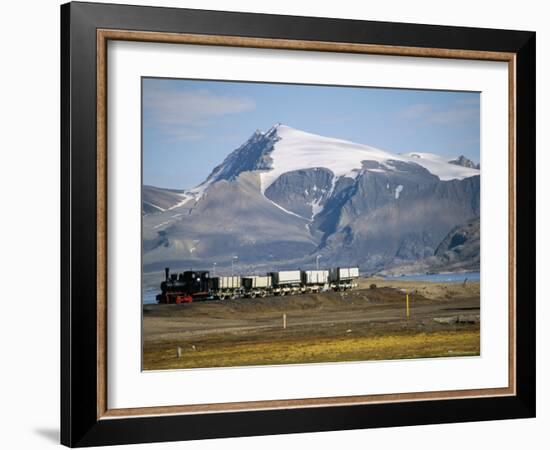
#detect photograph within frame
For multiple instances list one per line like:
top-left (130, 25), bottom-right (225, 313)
top-left (141, 77), bottom-right (482, 371)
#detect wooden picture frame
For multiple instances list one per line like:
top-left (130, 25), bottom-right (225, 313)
top-left (61, 1), bottom-right (535, 447)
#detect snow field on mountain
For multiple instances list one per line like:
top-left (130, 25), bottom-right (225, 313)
top-left (402, 152), bottom-right (479, 180)
top-left (259, 125), bottom-right (479, 194)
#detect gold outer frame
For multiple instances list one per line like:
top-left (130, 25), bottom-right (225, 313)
top-left (96, 29), bottom-right (516, 420)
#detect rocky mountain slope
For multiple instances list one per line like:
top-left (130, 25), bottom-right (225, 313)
top-left (142, 185), bottom-right (186, 215)
top-left (143, 124), bottom-right (480, 276)
top-left (448, 155), bottom-right (480, 170)
top-left (378, 218), bottom-right (480, 276)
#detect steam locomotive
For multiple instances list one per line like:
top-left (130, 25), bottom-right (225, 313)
top-left (156, 267), bottom-right (359, 304)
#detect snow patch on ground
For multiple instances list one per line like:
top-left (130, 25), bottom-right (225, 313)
top-left (187, 181), bottom-right (212, 201)
top-left (143, 201), bottom-right (165, 213)
top-left (265, 197), bottom-right (308, 220)
top-left (153, 221), bottom-right (170, 230)
top-left (310, 198), bottom-right (324, 219)
top-left (307, 174), bottom-right (340, 220)
top-left (395, 185), bottom-right (403, 199)
top-left (168, 192), bottom-right (195, 210)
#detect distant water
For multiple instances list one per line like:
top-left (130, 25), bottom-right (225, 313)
top-left (143, 287), bottom-right (159, 305)
top-left (384, 271), bottom-right (480, 283)
top-left (141, 271), bottom-right (480, 304)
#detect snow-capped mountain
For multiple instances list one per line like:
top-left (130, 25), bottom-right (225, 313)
top-left (194, 124), bottom-right (478, 193)
top-left (142, 124), bottom-right (480, 279)
top-left (263, 125), bottom-right (478, 188)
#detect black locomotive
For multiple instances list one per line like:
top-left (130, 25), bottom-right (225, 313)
top-left (156, 268), bottom-right (211, 304)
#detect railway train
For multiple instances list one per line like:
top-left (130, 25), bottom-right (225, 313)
top-left (156, 266), bottom-right (360, 304)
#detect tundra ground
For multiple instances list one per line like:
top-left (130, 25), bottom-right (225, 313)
top-left (143, 278), bottom-right (480, 370)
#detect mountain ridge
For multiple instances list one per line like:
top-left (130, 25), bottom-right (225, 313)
top-left (142, 124), bottom-right (480, 280)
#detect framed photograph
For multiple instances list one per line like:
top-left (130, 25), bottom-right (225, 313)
top-left (61, 1), bottom-right (536, 447)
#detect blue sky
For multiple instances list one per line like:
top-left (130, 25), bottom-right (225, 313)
top-left (143, 78), bottom-right (480, 189)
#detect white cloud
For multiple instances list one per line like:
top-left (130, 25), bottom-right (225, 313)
top-left (160, 129), bottom-right (205, 142)
top-left (144, 86), bottom-right (256, 141)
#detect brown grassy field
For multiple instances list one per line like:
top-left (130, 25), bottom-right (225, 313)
top-left (143, 278), bottom-right (480, 370)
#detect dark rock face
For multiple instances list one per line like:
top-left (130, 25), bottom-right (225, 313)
top-left (142, 185), bottom-right (185, 215)
top-left (259, 157), bottom-right (466, 267)
top-left (308, 163), bottom-right (480, 271)
top-left (378, 218), bottom-right (480, 276)
top-left (449, 155), bottom-right (478, 169)
top-left (264, 168), bottom-right (334, 218)
top-left (203, 127), bottom-right (279, 185)
top-left (435, 218), bottom-right (480, 262)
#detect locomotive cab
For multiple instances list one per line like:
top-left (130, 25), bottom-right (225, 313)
top-left (157, 268), bottom-right (211, 303)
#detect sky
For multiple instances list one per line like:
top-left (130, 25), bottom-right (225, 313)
top-left (143, 77), bottom-right (480, 190)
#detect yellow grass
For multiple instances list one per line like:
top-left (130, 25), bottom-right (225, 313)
top-left (144, 329), bottom-right (480, 370)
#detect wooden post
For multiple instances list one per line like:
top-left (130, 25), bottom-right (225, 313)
top-left (283, 313), bottom-right (287, 329)
top-left (406, 293), bottom-right (410, 320)
top-left (177, 346), bottom-right (182, 358)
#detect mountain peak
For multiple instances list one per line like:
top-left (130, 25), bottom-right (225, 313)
top-left (448, 155), bottom-right (478, 169)
top-left (265, 122), bottom-right (285, 136)
top-left (195, 126), bottom-right (480, 200)
top-left (197, 125), bottom-right (279, 191)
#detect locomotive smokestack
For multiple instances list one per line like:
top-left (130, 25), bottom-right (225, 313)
top-left (165, 267), bottom-right (170, 282)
